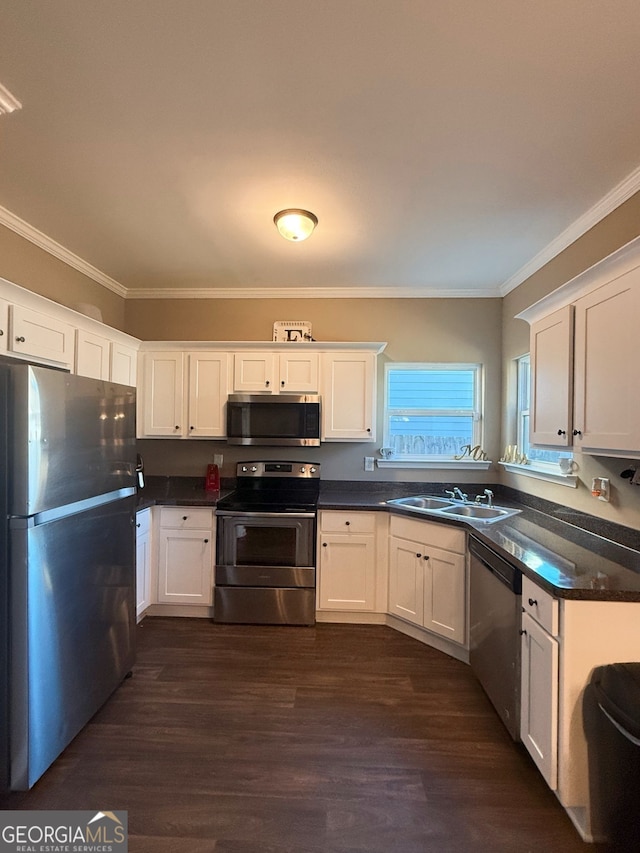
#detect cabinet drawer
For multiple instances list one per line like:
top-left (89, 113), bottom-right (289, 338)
top-left (389, 515), bottom-right (466, 554)
top-left (136, 508), bottom-right (151, 535)
top-left (320, 511), bottom-right (376, 534)
top-left (160, 507), bottom-right (213, 530)
top-left (522, 575), bottom-right (559, 636)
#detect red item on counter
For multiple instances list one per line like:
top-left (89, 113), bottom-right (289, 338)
top-left (205, 463), bottom-right (220, 491)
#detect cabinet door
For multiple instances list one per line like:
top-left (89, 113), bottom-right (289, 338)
top-left (75, 329), bottom-right (110, 380)
top-left (110, 342), bottom-right (138, 386)
top-left (318, 533), bottom-right (375, 610)
top-left (157, 528), bottom-right (213, 605)
top-left (0, 299), bottom-right (9, 353)
top-left (388, 536), bottom-right (424, 626)
top-left (10, 304), bottom-right (74, 366)
top-left (521, 611), bottom-right (559, 790)
top-left (573, 270), bottom-right (640, 454)
top-left (278, 352), bottom-right (319, 393)
top-left (320, 352), bottom-right (376, 441)
top-left (187, 352), bottom-right (230, 437)
top-left (234, 352), bottom-right (277, 393)
top-left (423, 546), bottom-right (466, 644)
top-left (530, 305), bottom-right (574, 447)
top-left (141, 351), bottom-right (185, 436)
top-left (135, 509), bottom-right (151, 619)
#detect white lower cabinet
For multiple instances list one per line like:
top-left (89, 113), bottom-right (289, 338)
top-left (388, 515), bottom-right (467, 645)
top-left (135, 508), bottom-right (152, 620)
top-left (157, 507), bottom-right (214, 605)
top-left (520, 575), bottom-right (640, 842)
top-left (520, 577), bottom-right (560, 789)
top-left (317, 511), bottom-right (379, 611)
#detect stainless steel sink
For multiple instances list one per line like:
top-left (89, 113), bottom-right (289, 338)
top-left (390, 496), bottom-right (455, 510)
top-left (440, 505), bottom-right (518, 521)
top-left (386, 494), bottom-right (521, 524)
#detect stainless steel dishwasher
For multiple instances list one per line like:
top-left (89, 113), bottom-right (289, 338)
top-left (469, 534), bottom-right (522, 740)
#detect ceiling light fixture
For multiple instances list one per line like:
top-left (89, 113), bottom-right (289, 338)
top-left (273, 208), bottom-right (318, 242)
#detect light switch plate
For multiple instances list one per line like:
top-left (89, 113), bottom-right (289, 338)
top-left (364, 456), bottom-right (375, 472)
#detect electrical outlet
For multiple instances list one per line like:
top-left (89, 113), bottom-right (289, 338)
top-left (214, 453), bottom-right (224, 466)
top-left (364, 456), bottom-right (375, 472)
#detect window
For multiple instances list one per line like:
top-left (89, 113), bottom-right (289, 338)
top-left (383, 363), bottom-right (482, 458)
top-left (516, 355), bottom-right (571, 468)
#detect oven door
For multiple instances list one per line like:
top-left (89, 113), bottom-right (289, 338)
top-left (214, 511), bottom-right (316, 625)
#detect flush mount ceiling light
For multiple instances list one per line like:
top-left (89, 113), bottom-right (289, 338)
top-left (273, 208), bottom-right (318, 242)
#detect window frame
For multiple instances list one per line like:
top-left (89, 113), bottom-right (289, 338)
top-left (511, 353), bottom-right (576, 485)
top-left (382, 362), bottom-right (484, 463)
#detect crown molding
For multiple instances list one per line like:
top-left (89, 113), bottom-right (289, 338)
top-left (499, 163), bottom-right (640, 296)
top-left (0, 82), bottom-right (22, 115)
top-left (124, 285), bottom-right (500, 300)
top-left (0, 204), bottom-right (128, 297)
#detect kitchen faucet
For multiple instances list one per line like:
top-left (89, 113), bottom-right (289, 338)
top-left (445, 487), bottom-right (468, 502)
top-left (475, 488), bottom-right (494, 507)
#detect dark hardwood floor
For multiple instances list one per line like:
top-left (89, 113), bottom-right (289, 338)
top-left (1, 619), bottom-right (612, 852)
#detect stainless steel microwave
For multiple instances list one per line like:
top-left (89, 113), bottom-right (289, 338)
top-left (226, 394), bottom-right (321, 446)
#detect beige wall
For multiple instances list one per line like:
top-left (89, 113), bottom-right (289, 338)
top-left (501, 190), bottom-right (640, 530)
top-left (129, 297), bottom-right (503, 485)
top-left (0, 224), bottom-right (126, 329)
top-left (3, 190), bottom-right (640, 528)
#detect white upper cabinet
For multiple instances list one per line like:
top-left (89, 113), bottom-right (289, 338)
top-left (110, 342), bottom-right (138, 386)
top-left (77, 333), bottom-right (139, 384)
top-left (320, 351), bottom-right (376, 441)
top-left (530, 305), bottom-right (574, 447)
top-left (233, 350), bottom-right (319, 394)
top-left (76, 329), bottom-right (110, 380)
top-left (142, 351), bottom-right (186, 436)
top-left (278, 352), bottom-right (319, 393)
top-left (572, 270), bottom-right (640, 454)
top-left (139, 341), bottom-right (385, 441)
top-left (518, 236), bottom-right (640, 457)
top-left (10, 304), bottom-right (75, 366)
top-left (0, 277), bottom-right (141, 380)
top-left (0, 299), bottom-right (9, 353)
top-left (187, 352), bottom-right (230, 437)
top-left (140, 350), bottom-right (230, 438)
top-left (233, 351), bottom-right (278, 392)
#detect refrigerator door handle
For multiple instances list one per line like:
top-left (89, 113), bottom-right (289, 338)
top-left (9, 487), bottom-right (136, 528)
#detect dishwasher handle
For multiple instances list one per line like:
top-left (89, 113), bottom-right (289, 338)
top-left (469, 535), bottom-right (522, 594)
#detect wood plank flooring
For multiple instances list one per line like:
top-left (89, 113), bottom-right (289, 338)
top-left (1, 618), bottom-right (612, 852)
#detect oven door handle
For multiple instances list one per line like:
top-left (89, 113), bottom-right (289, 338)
top-left (215, 510), bottom-right (316, 518)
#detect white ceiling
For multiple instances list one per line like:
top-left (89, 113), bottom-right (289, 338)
top-left (1, 1), bottom-right (640, 299)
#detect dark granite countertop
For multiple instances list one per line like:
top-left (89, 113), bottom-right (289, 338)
top-left (137, 476), bottom-right (640, 603)
top-left (136, 476), bottom-right (234, 509)
top-left (317, 482), bottom-right (640, 602)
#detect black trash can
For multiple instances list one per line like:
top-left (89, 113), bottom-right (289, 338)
top-left (585, 663), bottom-right (640, 850)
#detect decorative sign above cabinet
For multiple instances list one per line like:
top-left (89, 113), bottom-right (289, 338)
top-left (273, 320), bottom-right (313, 342)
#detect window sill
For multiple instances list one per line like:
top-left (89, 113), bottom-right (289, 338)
top-left (499, 461), bottom-right (578, 487)
top-left (376, 458), bottom-right (492, 471)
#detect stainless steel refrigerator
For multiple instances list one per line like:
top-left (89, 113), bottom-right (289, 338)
top-left (0, 360), bottom-right (137, 791)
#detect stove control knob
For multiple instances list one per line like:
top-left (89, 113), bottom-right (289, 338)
top-left (300, 466), bottom-right (306, 473)
top-left (250, 465), bottom-right (258, 472)
top-left (310, 466), bottom-right (317, 473)
top-left (240, 465), bottom-right (248, 472)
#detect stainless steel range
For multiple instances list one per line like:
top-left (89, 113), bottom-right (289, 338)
top-left (214, 461), bottom-right (320, 626)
